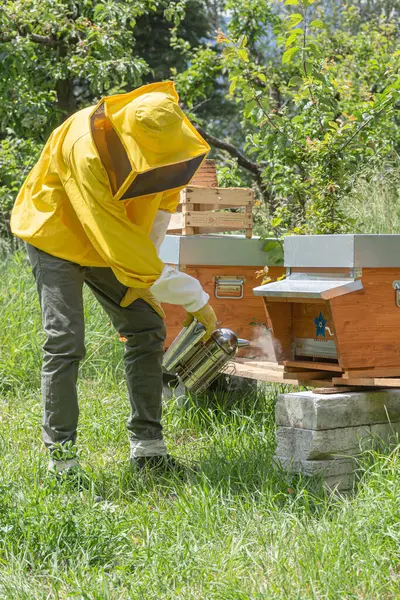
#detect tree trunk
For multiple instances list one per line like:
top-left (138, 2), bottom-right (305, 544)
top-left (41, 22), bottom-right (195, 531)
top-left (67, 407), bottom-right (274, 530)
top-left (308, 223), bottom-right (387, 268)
top-left (56, 78), bottom-right (77, 122)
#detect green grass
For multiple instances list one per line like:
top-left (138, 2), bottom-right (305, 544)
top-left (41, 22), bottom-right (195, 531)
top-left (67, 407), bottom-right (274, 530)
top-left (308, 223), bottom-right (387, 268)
top-left (344, 159), bottom-right (400, 234)
top-left (2, 252), bottom-right (400, 599)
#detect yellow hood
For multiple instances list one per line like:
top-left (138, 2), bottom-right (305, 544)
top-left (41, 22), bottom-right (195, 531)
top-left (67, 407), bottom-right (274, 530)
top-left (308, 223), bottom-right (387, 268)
top-left (90, 81), bottom-right (210, 201)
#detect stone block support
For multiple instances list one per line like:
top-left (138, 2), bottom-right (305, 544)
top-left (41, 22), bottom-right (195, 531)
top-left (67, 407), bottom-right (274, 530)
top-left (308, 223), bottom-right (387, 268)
top-left (274, 389), bottom-right (400, 491)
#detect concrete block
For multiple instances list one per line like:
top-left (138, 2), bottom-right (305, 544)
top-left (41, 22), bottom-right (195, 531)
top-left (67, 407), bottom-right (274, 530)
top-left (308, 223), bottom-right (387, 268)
top-left (275, 422), bottom-right (400, 461)
top-left (274, 456), bottom-right (356, 491)
top-left (276, 390), bottom-right (400, 430)
top-left (324, 472), bottom-right (355, 492)
top-left (274, 455), bottom-right (356, 477)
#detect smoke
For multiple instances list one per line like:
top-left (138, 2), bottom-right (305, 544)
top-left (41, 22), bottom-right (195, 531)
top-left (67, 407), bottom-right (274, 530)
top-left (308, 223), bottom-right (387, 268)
top-left (246, 325), bottom-right (282, 361)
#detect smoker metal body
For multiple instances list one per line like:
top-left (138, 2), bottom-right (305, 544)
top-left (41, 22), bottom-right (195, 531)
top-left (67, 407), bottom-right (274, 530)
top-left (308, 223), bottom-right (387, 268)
top-left (252, 235), bottom-right (400, 371)
top-left (163, 319), bottom-right (249, 394)
top-left (159, 234), bottom-right (285, 354)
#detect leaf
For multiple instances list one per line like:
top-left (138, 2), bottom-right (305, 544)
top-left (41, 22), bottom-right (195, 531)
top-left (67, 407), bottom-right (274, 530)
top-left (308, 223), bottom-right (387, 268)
top-left (288, 75), bottom-right (303, 86)
top-left (285, 34), bottom-right (298, 47)
top-left (284, 0), bottom-right (299, 5)
top-left (287, 13), bottom-right (303, 27)
top-left (264, 241), bottom-right (284, 266)
top-left (229, 77), bottom-right (238, 94)
top-left (258, 73), bottom-right (267, 83)
top-left (310, 19), bottom-right (324, 28)
top-left (312, 72), bottom-right (328, 85)
top-left (304, 60), bottom-right (313, 75)
top-left (237, 34), bottom-right (248, 48)
top-left (264, 240), bottom-right (281, 251)
top-left (238, 48), bottom-right (249, 62)
top-left (282, 46), bottom-right (300, 65)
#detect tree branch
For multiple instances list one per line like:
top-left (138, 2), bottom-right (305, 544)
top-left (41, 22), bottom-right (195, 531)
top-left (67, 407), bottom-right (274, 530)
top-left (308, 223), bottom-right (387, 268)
top-left (195, 124), bottom-right (272, 205)
top-left (0, 31), bottom-right (62, 47)
top-left (30, 33), bottom-right (61, 47)
top-left (195, 125), bottom-right (260, 176)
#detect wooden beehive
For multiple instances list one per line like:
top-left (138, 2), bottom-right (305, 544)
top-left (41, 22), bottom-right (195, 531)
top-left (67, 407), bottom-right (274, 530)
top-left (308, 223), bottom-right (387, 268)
top-left (253, 234), bottom-right (400, 386)
top-left (159, 235), bottom-right (284, 355)
top-left (168, 159), bottom-right (254, 238)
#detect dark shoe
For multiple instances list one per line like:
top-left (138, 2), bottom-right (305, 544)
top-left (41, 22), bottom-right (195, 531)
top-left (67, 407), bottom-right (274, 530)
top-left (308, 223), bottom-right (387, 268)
top-left (131, 454), bottom-right (193, 475)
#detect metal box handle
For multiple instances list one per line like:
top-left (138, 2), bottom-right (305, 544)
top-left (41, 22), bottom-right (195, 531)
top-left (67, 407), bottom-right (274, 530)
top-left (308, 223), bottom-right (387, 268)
top-left (214, 276), bottom-right (245, 299)
top-left (393, 280), bottom-right (400, 307)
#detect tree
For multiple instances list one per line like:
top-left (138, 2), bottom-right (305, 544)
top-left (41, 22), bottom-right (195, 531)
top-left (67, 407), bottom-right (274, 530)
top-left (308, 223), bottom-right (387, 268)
top-left (0, 0), bottom-right (212, 244)
top-left (175, 0), bottom-right (400, 234)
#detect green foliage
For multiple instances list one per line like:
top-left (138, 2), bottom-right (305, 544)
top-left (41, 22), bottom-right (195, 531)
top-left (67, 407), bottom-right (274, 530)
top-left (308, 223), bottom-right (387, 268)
top-left (225, 1), bottom-right (400, 233)
top-left (216, 157), bottom-right (247, 187)
top-left (344, 158), bottom-right (400, 234)
top-left (1, 0), bottom-right (400, 239)
top-left (0, 136), bottom-right (41, 247)
top-left (178, 0), bottom-right (400, 235)
top-left (0, 0), bottom-right (212, 239)
top-left (263, 239), bottom-right (284, 265)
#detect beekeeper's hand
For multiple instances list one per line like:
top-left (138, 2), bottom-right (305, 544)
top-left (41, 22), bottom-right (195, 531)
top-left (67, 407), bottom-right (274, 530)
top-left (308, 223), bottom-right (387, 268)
top-left (120, 288), bottom-right (166, 319)
top-left (182, 304), bottom-right (218, 342)
top-left (122, 266), bottom-right (215, 334)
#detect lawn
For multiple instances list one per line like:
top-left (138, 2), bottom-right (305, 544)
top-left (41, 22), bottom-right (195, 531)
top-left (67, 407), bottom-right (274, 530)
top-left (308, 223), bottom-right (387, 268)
top-left (1, 251), bottom-right (400, 599)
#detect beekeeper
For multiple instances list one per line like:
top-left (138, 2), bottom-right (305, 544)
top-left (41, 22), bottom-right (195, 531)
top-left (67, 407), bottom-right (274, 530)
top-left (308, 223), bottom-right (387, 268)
top-left (11, 81), bottom-right (217, 474)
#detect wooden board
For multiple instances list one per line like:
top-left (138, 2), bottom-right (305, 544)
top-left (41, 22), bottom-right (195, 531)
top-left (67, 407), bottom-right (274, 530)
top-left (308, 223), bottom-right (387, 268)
top-left (181, 187), bottom-right (253, 207)
top-left (333, 376), bottom-right (400, 388)
top-left (343, 367), bottom-right (400, 378)
top-left (230, 360), bottom-right (335, 387)
top-left (191, 160), bottom-right (218, 187)
top-left (169, 210), bottom-right (252, 230)
top-left (262, 298), bottom-right (292, 362)
top-left (282, 370), bottom-right (333, 381)
top-left (292, 302), bottom-right (333, 339)
top-left (313, 386), bottom-right (376, 394)
top-left (329, 268), bottom-right (400, 369)
top-left (284, 360), bottom-right (343, 373)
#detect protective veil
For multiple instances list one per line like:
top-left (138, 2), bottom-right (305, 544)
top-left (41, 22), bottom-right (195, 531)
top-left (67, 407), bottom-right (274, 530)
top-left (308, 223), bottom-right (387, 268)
top-left (11, 82), bottom-right (210, 291)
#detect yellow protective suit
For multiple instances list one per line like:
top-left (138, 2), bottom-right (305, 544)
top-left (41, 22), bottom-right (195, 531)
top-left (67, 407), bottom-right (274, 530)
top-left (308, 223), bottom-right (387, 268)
top-left (11, 81), bottom-right (210, 288)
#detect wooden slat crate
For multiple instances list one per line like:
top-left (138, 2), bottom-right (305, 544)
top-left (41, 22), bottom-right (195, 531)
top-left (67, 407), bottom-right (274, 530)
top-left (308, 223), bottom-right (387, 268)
top-left (168, 186), bottom-right (254, 238)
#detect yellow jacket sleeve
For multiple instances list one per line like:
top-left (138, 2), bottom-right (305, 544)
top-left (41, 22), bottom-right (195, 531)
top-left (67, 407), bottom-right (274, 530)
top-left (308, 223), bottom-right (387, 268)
top-left (159, 189), bottom-right (181, 213)
top-left (66, 136), bottom-right (164, 288)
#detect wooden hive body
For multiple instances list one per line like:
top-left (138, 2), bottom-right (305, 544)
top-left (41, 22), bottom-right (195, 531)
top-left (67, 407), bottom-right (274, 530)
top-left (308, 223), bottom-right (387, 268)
top-left (159, 235), bottom-right (284, 355)
top-left (254, 235), bottom-right (400, 382)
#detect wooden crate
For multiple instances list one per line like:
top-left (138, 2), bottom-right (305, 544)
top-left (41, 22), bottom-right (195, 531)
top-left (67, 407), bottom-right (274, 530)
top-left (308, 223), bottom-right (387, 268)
top-left (168, 186), bottom-right (254, 238)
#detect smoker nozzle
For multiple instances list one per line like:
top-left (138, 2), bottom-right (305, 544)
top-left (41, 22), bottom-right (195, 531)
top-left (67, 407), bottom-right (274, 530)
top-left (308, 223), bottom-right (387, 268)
top-left (237, 338), bottom-right (250, 349)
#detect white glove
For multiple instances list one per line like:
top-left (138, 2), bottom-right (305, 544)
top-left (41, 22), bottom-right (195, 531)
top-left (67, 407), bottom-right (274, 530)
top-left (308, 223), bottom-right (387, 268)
top-left (150, 265), bottom-right (209, 312)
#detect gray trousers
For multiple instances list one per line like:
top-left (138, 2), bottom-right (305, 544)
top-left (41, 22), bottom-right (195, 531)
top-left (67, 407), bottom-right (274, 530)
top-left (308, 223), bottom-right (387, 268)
top-left (26, 244), bottom-right (166, 453)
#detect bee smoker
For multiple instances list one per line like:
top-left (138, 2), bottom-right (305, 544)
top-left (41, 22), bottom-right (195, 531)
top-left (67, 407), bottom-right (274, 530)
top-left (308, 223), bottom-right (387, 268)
top-left (163, 319), bottom-right (249, 394)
